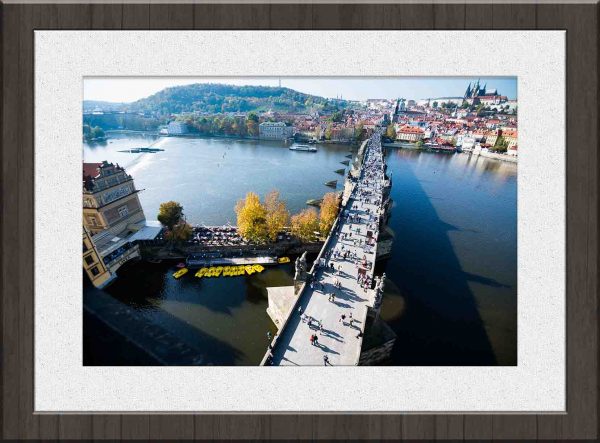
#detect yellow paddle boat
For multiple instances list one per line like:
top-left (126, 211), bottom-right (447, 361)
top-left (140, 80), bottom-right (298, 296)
top-left (173, 267), bottom-right (189, 279)
top-left (278, 257), bottom-right (291, 264)
top-left (195, 268), bottom-right (208, 278)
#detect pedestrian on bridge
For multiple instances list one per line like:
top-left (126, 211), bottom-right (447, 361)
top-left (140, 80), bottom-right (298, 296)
top-left (323, 355), bottom-right (330, 366)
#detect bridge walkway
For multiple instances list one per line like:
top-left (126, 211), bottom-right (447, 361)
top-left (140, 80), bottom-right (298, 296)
top-left (268, 136), bottom-right (386, 366)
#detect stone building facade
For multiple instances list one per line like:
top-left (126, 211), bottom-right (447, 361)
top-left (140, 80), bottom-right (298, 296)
top-left (258, 121), bottom-right (294, 140)
top-left (83, 161), bottom-right (149, 288)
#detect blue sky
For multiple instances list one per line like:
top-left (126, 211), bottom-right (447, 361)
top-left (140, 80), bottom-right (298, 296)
top-left (84, 77), bottom-right (517, 103)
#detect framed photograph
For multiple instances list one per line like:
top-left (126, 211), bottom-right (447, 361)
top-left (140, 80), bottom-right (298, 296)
top-left (2, 2), bottom-right (598, 440)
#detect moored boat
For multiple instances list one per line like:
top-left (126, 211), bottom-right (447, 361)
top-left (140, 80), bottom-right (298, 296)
top-left (277, 257), bottom-right (290, 264)
top-left (195, 264), bottom-right (265, 278)
top-left (173, 268), bottom-right (189, 279)
top-left (289, 144), bottom-right (317, 152)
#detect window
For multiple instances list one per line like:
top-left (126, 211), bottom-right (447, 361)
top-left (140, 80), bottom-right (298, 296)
top-left (84, 255), bottom-right (95, 266)
top-left (118, 206), bottom-right (129, 218)
top-left (90, 266), bottom-right (100, 276)
top-left (83, 242), bottom-right (89, 253)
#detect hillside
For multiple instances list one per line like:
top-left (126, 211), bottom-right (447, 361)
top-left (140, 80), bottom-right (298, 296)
top-left (122, 83), bottom-right (359, 115)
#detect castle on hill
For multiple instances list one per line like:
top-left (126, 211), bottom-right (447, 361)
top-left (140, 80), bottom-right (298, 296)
top-left (463, 79), bottom-right (508, 105)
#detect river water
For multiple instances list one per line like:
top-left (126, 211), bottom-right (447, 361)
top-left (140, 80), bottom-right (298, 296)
top-left (83, 134), bottom-right (517, 366)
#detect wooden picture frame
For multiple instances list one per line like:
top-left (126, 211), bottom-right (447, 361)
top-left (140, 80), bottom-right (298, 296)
top-left (1, 2), bottom-right (597, 440)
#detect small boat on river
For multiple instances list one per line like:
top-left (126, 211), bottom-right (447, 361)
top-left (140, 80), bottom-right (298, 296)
top-left (324, 180), bottom-right (337, 187)
top-left (306, 198), bottom-right (323, 207)
top-left (173, 268), bottom-right (189, 279)
top-left (195, 264), bottom-right (265, 278)
top-left (334, 168), bottom-right (346, 175)
top-left (119, 147), bottom-right (164, 154)
top-left (278, 257), bottom-right (291, 264)
top-left (289, 144), bottom-right (317, 152)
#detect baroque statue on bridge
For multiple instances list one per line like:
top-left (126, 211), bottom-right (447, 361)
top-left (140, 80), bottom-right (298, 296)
top-left (294, 251), bottom-right (308, 282)
top-left (373, 273), bottom-right (386, 310)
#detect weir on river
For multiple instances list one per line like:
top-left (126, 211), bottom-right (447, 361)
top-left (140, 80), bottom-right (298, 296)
top-left (263, 131), bottom-right (394, 366)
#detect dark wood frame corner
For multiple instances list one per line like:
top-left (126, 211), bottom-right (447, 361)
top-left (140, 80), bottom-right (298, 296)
top-left (1, 2), bottom-right (598, 440)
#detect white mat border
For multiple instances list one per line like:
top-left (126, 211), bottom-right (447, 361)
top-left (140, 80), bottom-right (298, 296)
top-left (34, 30), bottom-right (565, 413)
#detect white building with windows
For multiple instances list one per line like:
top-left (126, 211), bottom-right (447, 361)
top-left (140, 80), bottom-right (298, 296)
top-left (259, 121), bottom-right (294, 140)
top-left (167, 121), bottom-right (189, 135)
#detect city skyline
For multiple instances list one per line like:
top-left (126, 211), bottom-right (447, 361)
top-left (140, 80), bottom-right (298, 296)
top-left (84, 77), bottom-right (517, 104)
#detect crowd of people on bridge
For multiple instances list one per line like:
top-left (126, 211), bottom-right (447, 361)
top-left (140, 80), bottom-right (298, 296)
top-left (265, 132), bottom-right (390, 366)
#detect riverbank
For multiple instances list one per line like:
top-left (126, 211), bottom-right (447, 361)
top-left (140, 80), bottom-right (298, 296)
top-left (467, 150), bottom-right (518, 163)
top-left (106, 129), bottom-right (359, 146)
top-left (383, 141), bottom-right (518, 163)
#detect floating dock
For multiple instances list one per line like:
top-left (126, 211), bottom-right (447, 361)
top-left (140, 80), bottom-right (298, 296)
top-left (186, 255), bottom-right (277, 267)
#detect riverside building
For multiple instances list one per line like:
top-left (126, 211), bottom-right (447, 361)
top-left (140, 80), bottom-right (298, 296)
top-left (82, 161), bottom-right (160, 287)
top-left (258, 121), bottom-right (294, 140)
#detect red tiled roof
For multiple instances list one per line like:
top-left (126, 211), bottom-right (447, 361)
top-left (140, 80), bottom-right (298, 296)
top-left (83, 162), bottom-right (102, 179)
top-left (398, 125), bottom-right (424, 134)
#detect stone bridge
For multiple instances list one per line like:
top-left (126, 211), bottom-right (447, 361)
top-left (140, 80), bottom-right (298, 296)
top-left (262, 131), bottom-right (396, 366)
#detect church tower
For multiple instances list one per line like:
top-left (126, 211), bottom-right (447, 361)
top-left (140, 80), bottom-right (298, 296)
top-left (464, 82), bottom-right (472, 98)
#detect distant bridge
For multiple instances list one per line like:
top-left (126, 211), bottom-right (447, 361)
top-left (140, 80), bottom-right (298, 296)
top-left (262, 131), bottom-right (395, 366)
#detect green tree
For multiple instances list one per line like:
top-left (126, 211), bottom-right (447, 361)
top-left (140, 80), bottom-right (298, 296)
top-left (157, 201), bottom-right (184, 231)
top-left (324, 123), bottom-right (333, 140)
top-left (165, 221), bottom-right (193, 242)
top-left (416, 140), bottom-right (424, 149)
top-left (494, 136), bottom-right (509, 153)
top-left (354, 122), bottom-right (364, 141)
top-left (246, 112), bottom-right (259, 136)
top-left (432, 101), bottom-right (438, 109)
top-left (385, 124), bottom-right (397, 140)
top-left (330, 111), bottom-right (343, 123)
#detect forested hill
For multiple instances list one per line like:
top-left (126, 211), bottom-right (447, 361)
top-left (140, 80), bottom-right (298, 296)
top-left (109, 83), bottom-right (358, 115)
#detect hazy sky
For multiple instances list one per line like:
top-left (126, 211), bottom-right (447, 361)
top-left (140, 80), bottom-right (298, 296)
top-left (84, 77), bottom-right (517, 103)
